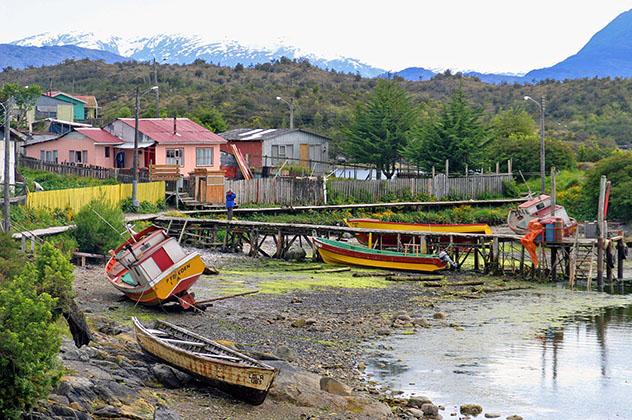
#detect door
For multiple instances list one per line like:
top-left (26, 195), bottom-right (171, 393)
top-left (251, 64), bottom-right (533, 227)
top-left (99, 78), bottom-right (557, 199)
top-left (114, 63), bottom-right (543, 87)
top-left (300, 144), bottom-right (309, 168)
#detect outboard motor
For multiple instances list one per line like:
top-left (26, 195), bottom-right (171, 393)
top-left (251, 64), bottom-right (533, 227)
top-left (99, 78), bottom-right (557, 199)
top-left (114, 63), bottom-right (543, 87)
top-left (438, 250), bottom-right (458, 270)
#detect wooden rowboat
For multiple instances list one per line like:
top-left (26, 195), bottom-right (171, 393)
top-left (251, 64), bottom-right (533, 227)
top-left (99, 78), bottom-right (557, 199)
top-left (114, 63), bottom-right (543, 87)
top-left (345, 218), bottom-right (492, 247)
top-left (106, 225), bottom-right (205, 309)
top-left (132, 317), bottom-right (277, 405)
top-left (313, 237), bottom-right (448, 272)
top-left (507, 194), bottom-right (577, 236)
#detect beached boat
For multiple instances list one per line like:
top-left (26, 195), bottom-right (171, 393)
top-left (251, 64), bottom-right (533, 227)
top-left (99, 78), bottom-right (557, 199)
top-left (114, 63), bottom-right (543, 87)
top-left (507, 194), bottom-right (577, 236)
top-left (313, 237), bottom-right (448, 272)
top-left (345, 218), bottom-right (492, 247)
top-left (105, 225), bottom-right (205, 308)
top-left (132, 317), bottom-right (276, 405)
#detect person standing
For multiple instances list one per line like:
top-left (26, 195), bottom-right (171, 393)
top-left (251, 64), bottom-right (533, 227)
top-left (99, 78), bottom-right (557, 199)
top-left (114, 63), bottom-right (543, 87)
top-left (226, 189), bottom-right (236, 220)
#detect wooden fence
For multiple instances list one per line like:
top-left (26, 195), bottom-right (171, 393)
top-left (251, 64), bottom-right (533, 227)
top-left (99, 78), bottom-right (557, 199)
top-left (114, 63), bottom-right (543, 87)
top-left (226, 174), bottom-right (513, 206)
top-left (26, 181), bottom-right (165, 213)
top-left (226, 178), bottom-right (325, 206)
top-left (19, 157), bottom-right (150, 183)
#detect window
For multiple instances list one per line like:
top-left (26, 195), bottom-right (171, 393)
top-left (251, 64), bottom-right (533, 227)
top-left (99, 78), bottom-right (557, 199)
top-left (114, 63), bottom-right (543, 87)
top-left (40, 150), bottom-right (45, 161)
top-left (196, 147), bottom-right (213, 167)
top-left (105, 147), bottom-right (110, 158)
top-left (166, 148), bottom-right (184, 166)
top-left (52, 150), bottom-right (58, 163)
top-left (81, 151), bottom-right (88, 163)
top-left (45, 151), bottom-right (52, 162)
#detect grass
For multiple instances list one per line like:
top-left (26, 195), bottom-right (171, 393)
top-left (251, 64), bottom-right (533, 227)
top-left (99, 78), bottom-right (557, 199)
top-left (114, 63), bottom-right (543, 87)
top-left (19, 167), bottom-right (118, 191)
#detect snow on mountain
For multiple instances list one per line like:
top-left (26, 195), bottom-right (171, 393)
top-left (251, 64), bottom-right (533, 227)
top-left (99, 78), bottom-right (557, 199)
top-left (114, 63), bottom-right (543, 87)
top-left (10, 32), bottom-right (386, 77)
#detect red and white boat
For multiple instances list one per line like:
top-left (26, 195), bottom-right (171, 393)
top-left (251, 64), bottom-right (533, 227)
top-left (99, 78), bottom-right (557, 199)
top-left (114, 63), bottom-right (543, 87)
top-left (105, 225), bottom-right (206, 309)
top-left (507, 194), bottom-right (577, 236)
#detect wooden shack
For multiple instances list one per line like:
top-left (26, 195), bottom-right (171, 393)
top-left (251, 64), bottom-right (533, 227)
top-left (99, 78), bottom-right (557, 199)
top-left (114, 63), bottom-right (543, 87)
top-left (190, 168), bottom-right (225, 204)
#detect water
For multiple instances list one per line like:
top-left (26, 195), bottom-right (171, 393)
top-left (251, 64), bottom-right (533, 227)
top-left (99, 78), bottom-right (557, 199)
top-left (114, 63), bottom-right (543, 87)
top-left (366, 288), bottom-right (632, 419)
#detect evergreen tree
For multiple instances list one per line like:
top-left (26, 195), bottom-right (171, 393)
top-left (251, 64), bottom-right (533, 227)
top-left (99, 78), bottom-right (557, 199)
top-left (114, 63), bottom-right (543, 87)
top-left (342, 79), bottom-right (416, 179)
top-left (403, 88), bottom-right (489, 173)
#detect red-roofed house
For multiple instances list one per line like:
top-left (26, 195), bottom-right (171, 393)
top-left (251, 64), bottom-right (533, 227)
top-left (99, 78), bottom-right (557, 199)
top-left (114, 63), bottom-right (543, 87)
top-left (24, 127), bottom-right (123, 167)
top-left (104, 118), bottom-right (226, 175)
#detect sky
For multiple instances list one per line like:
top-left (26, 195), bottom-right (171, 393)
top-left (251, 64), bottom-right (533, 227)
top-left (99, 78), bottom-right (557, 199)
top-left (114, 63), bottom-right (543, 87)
top-left (1, 0), bottom-right (632, 74)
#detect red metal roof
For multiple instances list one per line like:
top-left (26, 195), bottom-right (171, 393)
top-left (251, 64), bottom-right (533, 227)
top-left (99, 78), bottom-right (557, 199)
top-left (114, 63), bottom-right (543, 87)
top-left (75, 128), bottom-right (123, 145)
top-left (117, 118), bottom-right (226, 145)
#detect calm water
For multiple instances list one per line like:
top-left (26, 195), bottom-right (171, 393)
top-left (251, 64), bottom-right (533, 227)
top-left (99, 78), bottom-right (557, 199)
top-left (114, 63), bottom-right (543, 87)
top-left (366, 288), bottom-right (632, 419)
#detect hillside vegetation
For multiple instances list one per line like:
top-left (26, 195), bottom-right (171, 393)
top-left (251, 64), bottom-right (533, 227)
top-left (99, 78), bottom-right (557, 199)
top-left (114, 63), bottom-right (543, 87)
top-left (2, 59), bottom-right (632, 152)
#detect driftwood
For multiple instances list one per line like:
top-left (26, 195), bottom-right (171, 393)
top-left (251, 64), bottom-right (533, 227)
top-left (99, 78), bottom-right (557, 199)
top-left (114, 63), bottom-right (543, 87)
top-left (284, 264), bottom-right (324, 271)
top-left (352, 271), bottom-right (399, 277)
top-left (421, 280), bottom-right (485, 288)
top-left (386, 275), bottom-right (445, 282)
top-left (196, 290), bottom-right (259, 306)
top-left (315, 267), bottom-right (351, 273)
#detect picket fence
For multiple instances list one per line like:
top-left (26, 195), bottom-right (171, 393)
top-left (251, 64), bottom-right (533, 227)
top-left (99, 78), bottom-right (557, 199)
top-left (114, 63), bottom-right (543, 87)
top-left (26, 182), bottom-right (165, 213)
top-left (226, 174), bottom-right (512, 206)
top-left (19, 157), bottom-right (150, 183)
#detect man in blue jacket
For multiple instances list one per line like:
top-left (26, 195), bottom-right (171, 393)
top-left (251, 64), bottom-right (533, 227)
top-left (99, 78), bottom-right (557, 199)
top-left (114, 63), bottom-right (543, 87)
top-left (226, 190), bottom-right (236, 220)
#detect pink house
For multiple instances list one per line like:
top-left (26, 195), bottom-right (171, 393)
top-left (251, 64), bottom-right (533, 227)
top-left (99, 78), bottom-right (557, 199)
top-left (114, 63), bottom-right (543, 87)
top-left (24, 128), bottom-right (123, 166)
top-left (24, 118), bottom-right (226, 177)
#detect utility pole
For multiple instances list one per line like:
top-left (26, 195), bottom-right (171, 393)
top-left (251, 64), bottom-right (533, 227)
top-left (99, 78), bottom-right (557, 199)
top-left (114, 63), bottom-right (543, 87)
top-left (153, 58), bottom-right (160, 118)
top-left (2, 98), bottom-right (12, 232)
top-left (276, 96), bottom-right (295, 129)
top-left (539, 96), bottom-right (546, 194)
top-left (132, 87), bottom-right (141, 210)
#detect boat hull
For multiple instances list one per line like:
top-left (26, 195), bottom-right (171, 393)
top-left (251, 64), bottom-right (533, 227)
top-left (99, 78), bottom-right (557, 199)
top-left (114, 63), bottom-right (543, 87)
top-left (314, 238), bottom-right (447, 272)
top-left (133, 319), bottom-right (276, 405)
top-left (345, 218), bottom-right (491, 247)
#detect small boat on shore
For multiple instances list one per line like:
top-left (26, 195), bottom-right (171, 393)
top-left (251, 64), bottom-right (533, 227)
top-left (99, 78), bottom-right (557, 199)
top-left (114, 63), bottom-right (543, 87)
top-left (345, 218), bottom-right (492, 247)
top-left (507, 194), bottom-right (577, 236)
top-left (105, 225), bottom-right (205, 309)
top-left (313, 237), bottom-right (449, 272)
top-left (132, 317), bottom-right (277, 405)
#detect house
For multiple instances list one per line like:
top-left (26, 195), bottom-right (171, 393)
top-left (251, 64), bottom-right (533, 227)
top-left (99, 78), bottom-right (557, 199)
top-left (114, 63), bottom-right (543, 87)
top-left (27, 95), bottom-right (75, 123)
top-left (219, 128), bottom-right (330, 176)
top-left (104, 118), bottom-right (226, 175)
top-left (73, 95), bottom-right (99, 120)
top-left (0, 126), bottom-right (26, 187)
top-left (24, 128), bottom-right (123, 167)
top-left (44, 91), bottom-right (86, 121)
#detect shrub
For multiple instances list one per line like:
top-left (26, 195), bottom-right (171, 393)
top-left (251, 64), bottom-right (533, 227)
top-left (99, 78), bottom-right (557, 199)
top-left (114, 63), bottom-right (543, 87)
top-left (583, 151), bottom-right (632, 221)
top-left (0, 255), bottom-right (62, 418)
top-left (0, 233), bottom-right (27, 281)
top-left (120, 198), bottom-right (166, 214)
top-left (73, 199), bottom-right (125, 254)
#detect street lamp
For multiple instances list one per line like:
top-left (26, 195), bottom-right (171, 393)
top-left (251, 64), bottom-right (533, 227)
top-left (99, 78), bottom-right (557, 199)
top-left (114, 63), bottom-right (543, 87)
top-left (276, 96), bottom-right (294, 129)
top-left (524, 95), bottom-right (546, 194)
top-left (132, 86), bottom-right (159, 210)
top-left (0, 98), bottom-right (11, 232)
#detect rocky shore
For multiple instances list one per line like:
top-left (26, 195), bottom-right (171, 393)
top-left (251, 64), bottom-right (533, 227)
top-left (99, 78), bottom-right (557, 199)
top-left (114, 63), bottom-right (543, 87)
top-left (30, 251), bottom-right (538, 419)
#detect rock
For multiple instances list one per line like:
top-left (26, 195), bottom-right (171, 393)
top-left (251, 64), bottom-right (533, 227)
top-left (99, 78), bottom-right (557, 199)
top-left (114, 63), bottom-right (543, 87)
top-left (304, 318), bottom-right (317, 326)
top-left (276, 345), bottom-right (297, 362)
top-left (55, 376), bottom-right (98, 410)
top-left (291, 318), bottom-right (307, 328)
top-left (154, 404), bottom-right (181, 420)
top-left (422, 403), bottom-right (439, 417)
top-left (433, 312), bottom-right (447, 320)
top-left (93, 405), bottom-right (124, 418)
top-left (406, 407), bottom-right (424, 418)
top-left (357, 361), bottom-right (366, 370)
top-left (413, 318), bottom-right (430, 328)
top-left (151, 364), bottom-right (192, 388)
top-left (407, 395), bottom-right (432, 408)
top-left (506, 416), bottom-right (523, 420)
top-left (290, 297), bottom-right (303, 304)
top-left (284, 246), bottom-right (307, 262)
top-left (460, 404), bottom-right (483, 416)
top-left (485, 414), bottom-right (501, 418)
top-left (377, 328), bottom-right (391, 336)
top-left (93, 317), bottom-right (128, 335)
top-left (319, 377), bottom-right (352, 396)
top-left (396, 313), bottom-right (412, 322)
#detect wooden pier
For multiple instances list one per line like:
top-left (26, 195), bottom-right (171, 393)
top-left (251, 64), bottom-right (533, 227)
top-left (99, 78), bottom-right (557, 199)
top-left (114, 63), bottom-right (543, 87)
top-left (155, 216), bottom-right (627, 287)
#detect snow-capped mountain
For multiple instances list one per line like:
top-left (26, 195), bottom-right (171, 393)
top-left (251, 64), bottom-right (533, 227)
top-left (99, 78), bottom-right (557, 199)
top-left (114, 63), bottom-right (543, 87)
top-left (10, 32), bottom-right (386, 77)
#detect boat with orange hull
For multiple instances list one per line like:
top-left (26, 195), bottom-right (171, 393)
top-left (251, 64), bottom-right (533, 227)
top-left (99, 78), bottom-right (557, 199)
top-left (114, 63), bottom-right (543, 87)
top-left (313, 237), bottom-right (448, 272)
top-left (345, 218), bottom-right (492, 247)
top-left (507, 194), bottom-right (577, 236)
top-left (105, 225), bottom-right (206, 308)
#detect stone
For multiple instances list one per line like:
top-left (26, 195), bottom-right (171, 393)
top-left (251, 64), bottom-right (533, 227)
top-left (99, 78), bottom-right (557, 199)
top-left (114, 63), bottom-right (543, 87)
top-left (284, 246), bottom-right (307, 262)
top-left (406, 407), bottom-right (424, 418)
top-left (506, 416), bottom-right (523, 420)
top-left (319, 377), bottom-right (352, 396)
top-left (460, 404), bottom-right (483, 416)
top-left (304, 318), bottom-right (317, 326)
top-left (422, 403), bottom-right (439, 417)
top-left (291, 318), bottom-right (307, 328)
top-left (433, 312), bottom-right (447, 320)
top-left (407, 396), bottom-right (432, 408)
top-left (396, 313), bottom-right (412, 322)
top-left (276, 345), bottom-right (297, 362)
top-left (357, 361), bottom-right (366, 370)
top-left (154, 404), bottom-right (181, 420)
top-left (290, 297), bottom-right (303, 304)
top-left (377, 328), bottom-right (391, 336)
top-left (93, 405), bottom-right (124, 417)
top-left (151, 364), bottom-right (192, 388)
top-left (413, 318), bottom-right (430, 328)
top-left (485, 414), bottom-right (501, 418)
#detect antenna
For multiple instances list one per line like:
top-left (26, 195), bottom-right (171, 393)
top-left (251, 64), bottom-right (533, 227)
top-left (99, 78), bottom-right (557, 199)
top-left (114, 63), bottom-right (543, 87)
top-left (518, 170), bottom-right (533, 197)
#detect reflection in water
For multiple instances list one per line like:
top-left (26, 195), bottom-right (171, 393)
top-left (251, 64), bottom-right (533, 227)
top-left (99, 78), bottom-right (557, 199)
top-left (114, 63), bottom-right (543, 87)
top-left (366, 301), bottom-right (632, 420)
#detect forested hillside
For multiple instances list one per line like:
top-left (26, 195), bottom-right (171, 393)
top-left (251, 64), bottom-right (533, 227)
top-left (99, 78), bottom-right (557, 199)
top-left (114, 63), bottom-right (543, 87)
top-left (2, 58), bottom-right (632, 151)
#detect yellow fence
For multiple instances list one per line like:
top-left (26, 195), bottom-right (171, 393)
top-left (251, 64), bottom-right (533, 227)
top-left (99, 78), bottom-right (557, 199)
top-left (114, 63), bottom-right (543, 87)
top-left (26, 182), bottom-right (166, 213)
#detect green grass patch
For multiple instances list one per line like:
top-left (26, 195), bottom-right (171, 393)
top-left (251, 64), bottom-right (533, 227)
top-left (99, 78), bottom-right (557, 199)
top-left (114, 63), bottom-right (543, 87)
top-left (19, 167), bottom-right (118, 191)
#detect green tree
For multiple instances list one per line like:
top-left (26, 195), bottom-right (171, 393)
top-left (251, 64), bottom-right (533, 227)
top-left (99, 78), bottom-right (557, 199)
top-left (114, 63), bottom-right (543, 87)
top-left (191, 107), bottom-right (228, 132)
top-left (0, 83), bottom-right (43, 126)
top-left (583, 151), bottom-right (632, 220)
top-left (403, 88), bottom-right (489, 172)
top-left (342, 79), bottom-right (416, 178)
top-left (490, 108), bottom-right (537, 139)
top-left (73, 199), bottom-right (124, 254)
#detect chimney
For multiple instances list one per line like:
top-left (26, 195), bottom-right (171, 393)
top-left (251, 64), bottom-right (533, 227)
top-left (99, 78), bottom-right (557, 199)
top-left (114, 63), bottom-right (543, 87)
top-left (173, 116), bottom-right (177, 135)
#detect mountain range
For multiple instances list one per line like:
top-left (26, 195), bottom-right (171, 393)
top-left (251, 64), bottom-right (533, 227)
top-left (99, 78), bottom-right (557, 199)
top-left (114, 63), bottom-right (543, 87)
top-left (4, 8), bottom-right (632, 83)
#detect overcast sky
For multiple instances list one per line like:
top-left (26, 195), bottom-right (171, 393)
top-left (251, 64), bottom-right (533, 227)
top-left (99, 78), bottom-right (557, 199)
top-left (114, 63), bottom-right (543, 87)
top-left (1, 0), bottom-right (631, 73)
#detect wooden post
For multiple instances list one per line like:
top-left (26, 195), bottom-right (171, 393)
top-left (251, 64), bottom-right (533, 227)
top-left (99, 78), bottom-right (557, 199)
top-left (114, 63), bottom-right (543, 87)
top-left (508, 159), bottom-right (512, 174)
top-left (617, 240), bottom-right (625, 280)
top-left (596, 175), bottom-right (607, 289)
top-left (606, 241), bottom-right (613, 284)
top-left (551, 167), bottom-right (556, 217)
top-left (495, 162), bottom-right (500, 174)
top-left (551, 247), bottom-right (557, 282)
top-left (444, 160), bottom-right (449, 196)
top-left (465, 164), bottom-right (468, 178)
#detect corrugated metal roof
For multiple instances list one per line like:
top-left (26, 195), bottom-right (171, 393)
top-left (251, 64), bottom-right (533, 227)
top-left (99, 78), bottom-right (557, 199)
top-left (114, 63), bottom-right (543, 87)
top-left (220, 128), bottom-right (332, 142)
top-left (75, 128), bottom-right (123, 145)
top-left (73, 95), bottom-right (98, 108)
top-left (117, 118), bottom-right (226, 145)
